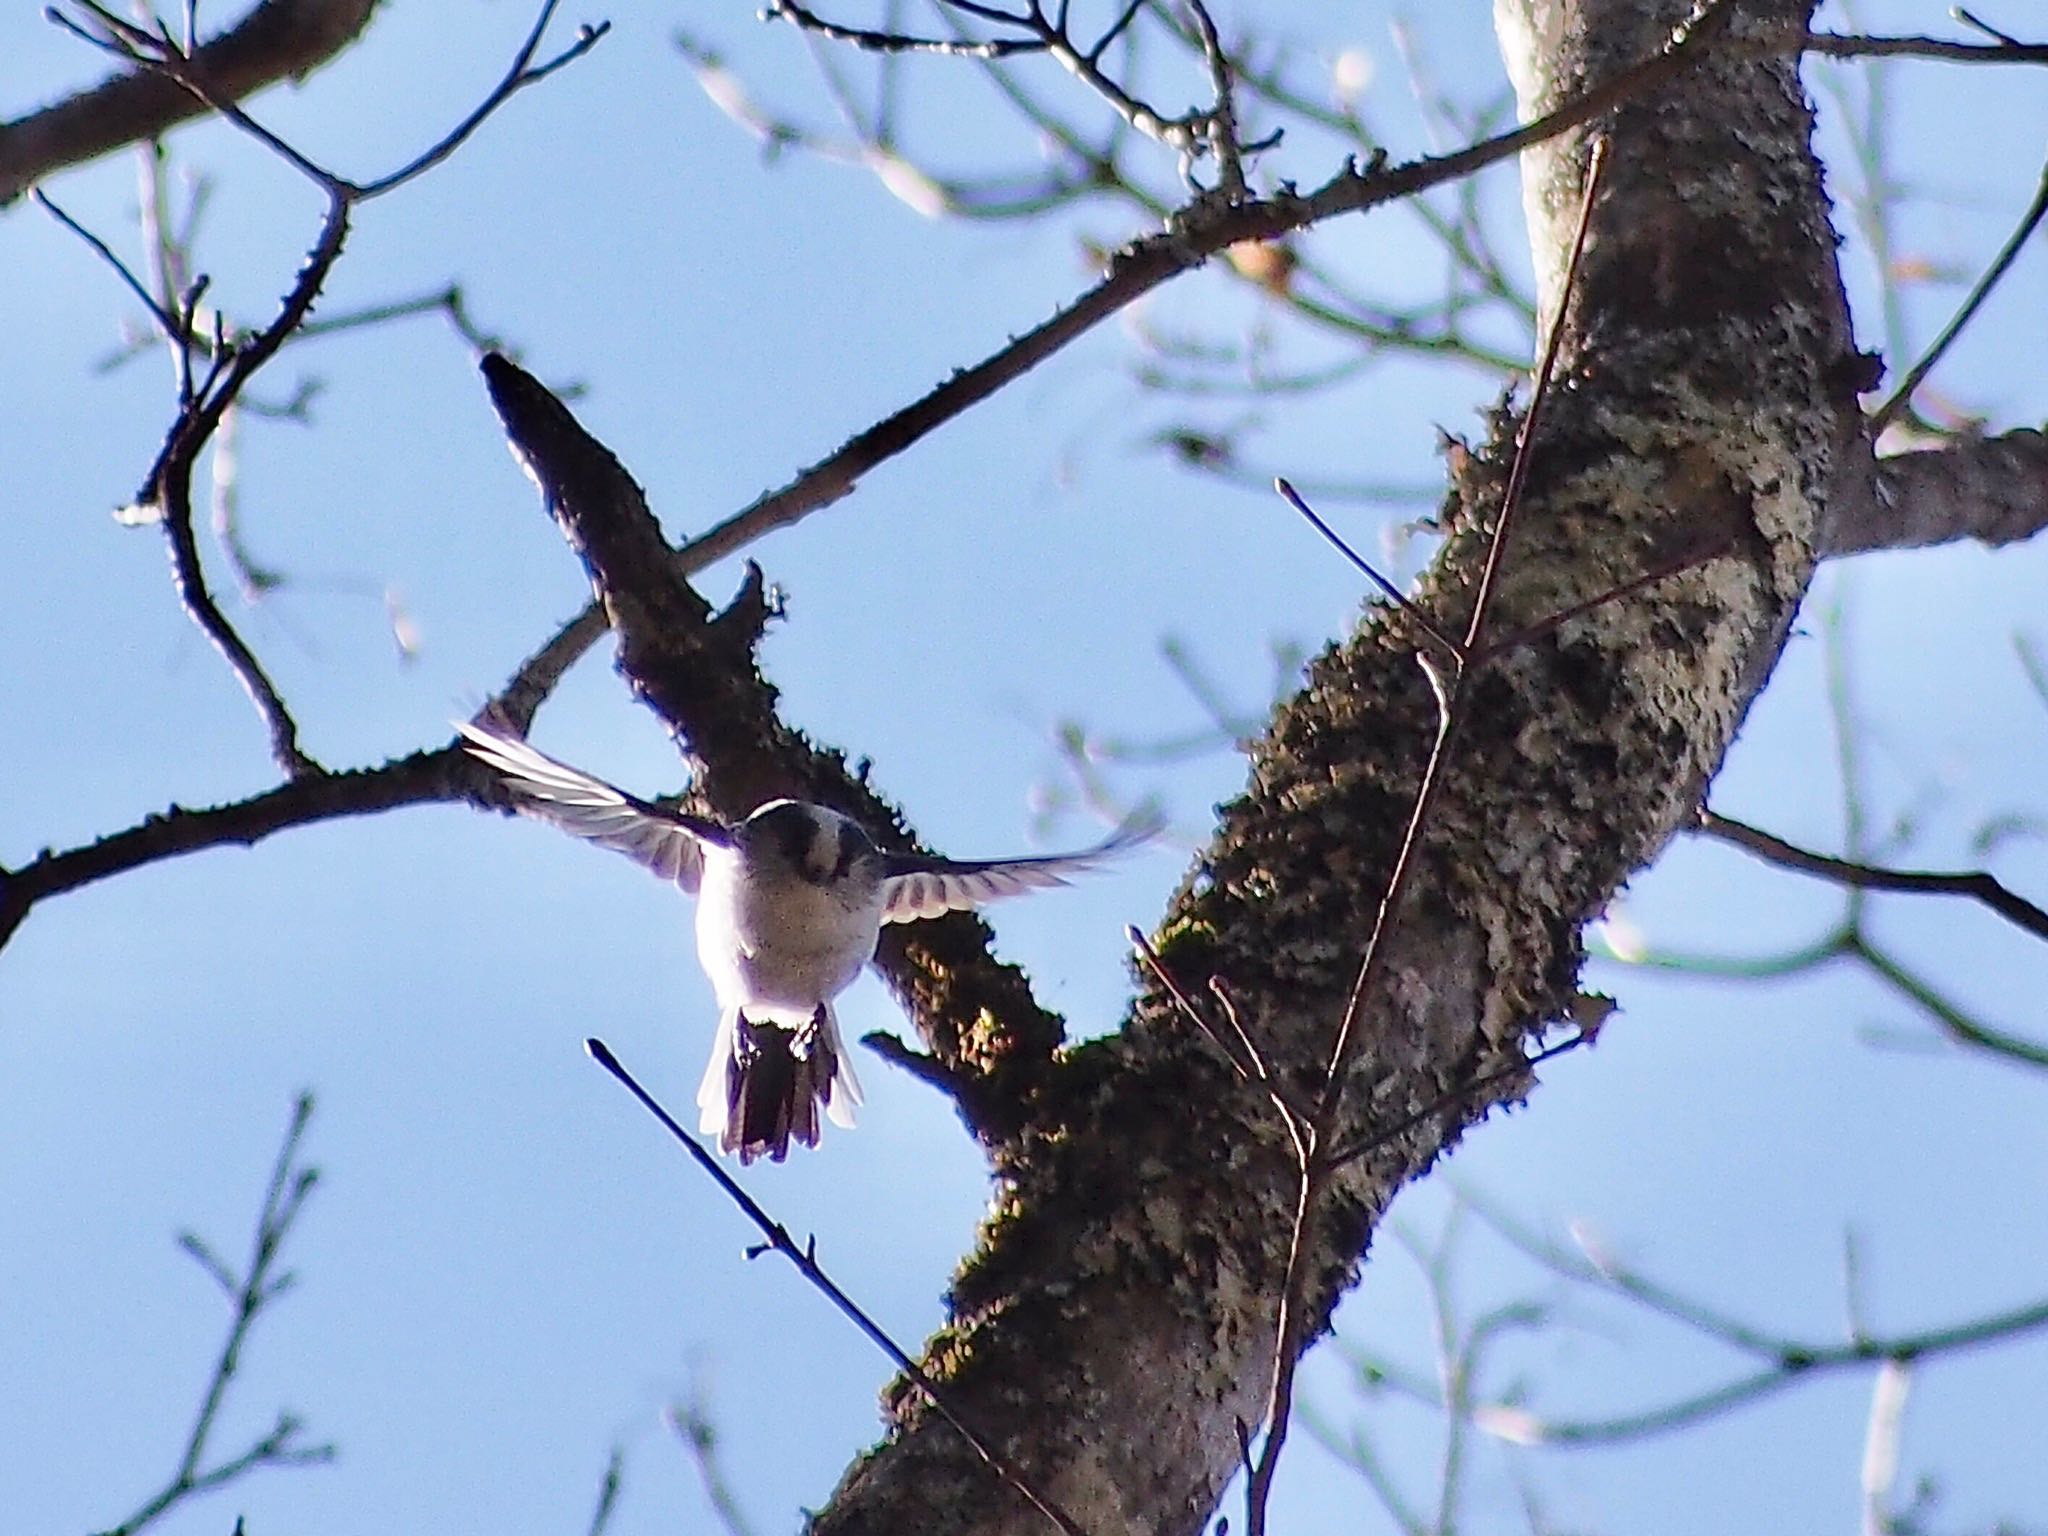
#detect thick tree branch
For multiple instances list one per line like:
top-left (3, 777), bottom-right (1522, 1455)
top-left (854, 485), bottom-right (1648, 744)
top-left (812, 2), bottom-right (1859, 1531)
top-left (0, 0), bottom-right (380, 203)
top-left (1819, 427), bottom-right (2048, 556)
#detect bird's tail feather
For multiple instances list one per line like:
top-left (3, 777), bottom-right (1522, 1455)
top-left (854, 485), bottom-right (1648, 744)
top-left (698, 1005), bottom-right (861, 1163)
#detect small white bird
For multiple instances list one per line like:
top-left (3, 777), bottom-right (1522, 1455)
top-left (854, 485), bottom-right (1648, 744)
top-left (460, 719), bottom-right (1156, 1163)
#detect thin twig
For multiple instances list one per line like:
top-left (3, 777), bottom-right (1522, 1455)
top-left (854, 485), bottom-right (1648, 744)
top-left (1796, 29), bottom-right (2048, 64)
top-left (1870, 148), bottom-right (2048, 431)
top-left (32, 188), bottom-right (186, 365)
top-left (1461, 134), bottom-right (1610, 651)
top-left (1473, 533), bottom-right (1735, 660)
top-left (151, 195), bottom-right (350, 776)
top-left (1242, 131), bottom-right (1618, 1536)
top-left (1696, 808), bottom-right (2048, 943)
top-left (1274, 478), bottom-right (1463, 660)
top-left (585, 1039), bottom-right (1089, 1536)
top-left (1129, 926), bottom-right (1313, 1140)
top-left (1846, 933), bottom-right (2048, 1071)
top-left (1497, 1280), bottom-right (2048, 1445)
top-left (1184, 0), bottom-right (1246, 196)
top-left (67, 0), bottom-right (609, 201)
top-left (585, 1445), bottom-right (626, 1536)
top-left (1954, 7), bottom-right (2023, 48)
top-left (1324, 1032), bottom-right (1590, 1169)
top-left (355, 8), bottom-right (609, 197)
top-left (668, 1394), bottom-right (762, 1536)
top-left (92, 1095), bottom-right (334, 1536)
top-left (1410, 1193), bottom-right (2048, 1450)
top-left (764, 0), bottom-right (1044, 57)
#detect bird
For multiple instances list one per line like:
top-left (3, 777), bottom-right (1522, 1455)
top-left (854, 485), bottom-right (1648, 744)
top-left (459, 718), bottom-right (1158, 1164)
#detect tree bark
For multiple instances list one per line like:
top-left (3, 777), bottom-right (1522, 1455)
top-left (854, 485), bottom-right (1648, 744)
top-left (1820, 427), bottom-right (2048, 556)
top-left (810, 2), bottom-right (1861, 1531)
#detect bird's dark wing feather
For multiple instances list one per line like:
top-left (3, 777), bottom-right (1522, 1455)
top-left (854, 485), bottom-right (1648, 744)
top-left (458, 719), bottom-right (723, 891)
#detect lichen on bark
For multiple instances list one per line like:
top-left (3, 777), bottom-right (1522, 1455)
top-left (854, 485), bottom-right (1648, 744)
top-left (813, 4), bottom-right (1861, 1533)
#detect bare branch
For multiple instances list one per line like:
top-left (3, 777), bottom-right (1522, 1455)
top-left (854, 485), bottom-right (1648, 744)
top-left (92, 1095), bottom-right (334, 1536)
top-left (1872, 150), bottom-right (2048, 431)
top-left (58, 0), bottom-right (608, 201)
top-left (1494, 1283), bottom-right (2048, 1446)
top-left (1847, 933), bottom-right (2048, 1072)
top-left (352, 7), bottom-right (609, 198)
top-left (1323, 1032), bottom-right (1590, 1170)
top-left (0, 0), bottom-right (379, 202)
top-left (1184, 0), bottom-right (1247, 198)
top-left (763, 0), bottom-right (1046, 58)
top-left (0, 747), bottom-right (468, 951)
top-left (1822, 427), bottom-right (2048, 556)
top-left (588, 1041), bottom-right (1086, 1536)
top-left (584, 1445), bottom-right (626, 1536)
top-left (1408, 1197), bottom-right (2048, 1451)
top-left (1797, 28), bottom-right (2048, 64)
top-left (1696, 808), bottom-right (2048, 944)
top-left (1276, 478), bottom-right (1463, 661)
top-left (31, 189), bottom-right (185, 360)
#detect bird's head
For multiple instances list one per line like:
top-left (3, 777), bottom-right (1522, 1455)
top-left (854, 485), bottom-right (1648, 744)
top-left (739, 800), bottom-right (878, 886)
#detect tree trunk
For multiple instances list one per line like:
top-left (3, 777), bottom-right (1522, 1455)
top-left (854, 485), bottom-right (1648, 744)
top-left (813, 2), bottom-right (1861, 1529)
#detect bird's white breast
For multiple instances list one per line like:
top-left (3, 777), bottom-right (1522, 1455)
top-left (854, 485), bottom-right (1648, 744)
top-left (693, 843), bottom-right (886, 1026)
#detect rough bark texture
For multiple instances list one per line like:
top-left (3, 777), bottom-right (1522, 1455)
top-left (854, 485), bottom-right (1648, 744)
top-left (1821, 427), bottom-right (2048, 556)
top-left (809, 2), bottom-right (1859, 1532)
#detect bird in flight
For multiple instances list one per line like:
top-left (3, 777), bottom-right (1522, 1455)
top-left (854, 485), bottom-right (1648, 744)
top-left (460, 719), bottom-right (1158, 1164)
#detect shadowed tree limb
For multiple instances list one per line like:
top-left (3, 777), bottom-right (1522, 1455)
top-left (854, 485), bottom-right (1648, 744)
top-left (0, 0), bottom-right (380, 203)
top-left (1696, 807), bottom-right (2048, 943)
top-left (1819, 426), bottom-right (2048, 556)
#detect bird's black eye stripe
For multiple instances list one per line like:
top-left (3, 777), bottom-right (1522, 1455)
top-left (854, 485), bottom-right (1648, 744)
top-left (831, 819), bottom-right (864, 881)
top-left (769, 808), bottom-right (813, 870)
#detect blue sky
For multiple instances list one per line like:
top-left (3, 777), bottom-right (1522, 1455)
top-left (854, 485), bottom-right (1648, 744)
top-left (3, 3), bottom-right (2045, 1533)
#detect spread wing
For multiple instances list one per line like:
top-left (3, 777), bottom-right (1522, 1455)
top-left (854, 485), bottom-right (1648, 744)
top-left (878, 808), bottom-right (1163, 923)
top-left (458, 719), bottom-right (724, 892)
